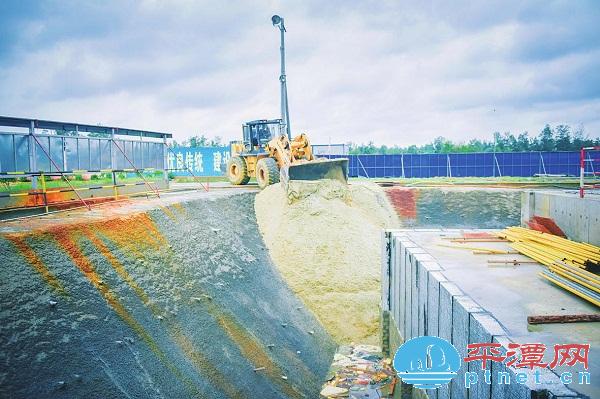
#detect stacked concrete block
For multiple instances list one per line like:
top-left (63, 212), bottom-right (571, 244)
top-left (382, 230), bottom-right (585, 399)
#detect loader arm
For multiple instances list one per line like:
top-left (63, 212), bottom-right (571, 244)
top-left (266, 134), bottom-right (349, 184)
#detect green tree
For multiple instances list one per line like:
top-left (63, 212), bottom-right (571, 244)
top-left (554, 125), bottom-right (571, 150)
top-left (539, 124), bottom-right (555, 151)
top-left (516, 132), bottom-right (531, 152)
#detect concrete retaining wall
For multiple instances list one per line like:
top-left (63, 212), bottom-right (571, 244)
top-left (381, 230), bottom-right (582, 399)
top-left (521, 191), bottom-right (600, 246)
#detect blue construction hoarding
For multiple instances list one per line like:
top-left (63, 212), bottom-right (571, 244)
top-left (167, 146), bottom-right (230, 176)
top-left (327, 151), bottom-right (598, 178)
top-left (167, 148), bottom-right (599, 178)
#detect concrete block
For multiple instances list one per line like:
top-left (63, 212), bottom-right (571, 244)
top-left (410, 253), bottom-right (419, 340)
top-left (399, 238), bottom-right (420, 248)
top-left (438, 281), bottom-right (463, 342)
top-left (400, 244), bottom-right (409, 340)
top-left (490, 336), bottom-right (580, 399)
top-left (490, 346), bottom-right (509, 399)
top-left (451, 296), bottom-right (484, 399)
top-left (404, 250), bottom-right (415, 340)
top-left (426, 272), bottom-right (447, 338)
top-left (421, 260), bottom-right (443, 272)
top-left (417, 260), bottom-right (428, 337)
top-left (467, 313), bottom-right (507, 399)
top-left (437, 281), bottom-right (463, 399)
top-left (413, 253), bottom-right (435, 263)
top-left (391, 236), bottom-right (402, 326)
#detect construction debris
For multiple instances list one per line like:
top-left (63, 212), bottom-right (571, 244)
top-left (526, 216), bottom-right (566, 237)
top-left (527, 314), bottom-right (600, 324)
top-left (320, 345), bottom-right (396, 398)
top-left (498, 226), bottom-right (600, 307)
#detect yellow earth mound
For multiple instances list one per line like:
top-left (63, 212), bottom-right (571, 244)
top-left (255, 180), bottom-right (399, 344)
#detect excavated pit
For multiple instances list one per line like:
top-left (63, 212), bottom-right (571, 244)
top-left (0, 193), bottom-right (336, 399)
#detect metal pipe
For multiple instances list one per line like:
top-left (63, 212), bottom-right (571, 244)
top-left (273, 15), bottom-right (291, 139)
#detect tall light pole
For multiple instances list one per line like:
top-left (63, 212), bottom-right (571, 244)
top-left (272, 15), bottom-right (291, 139)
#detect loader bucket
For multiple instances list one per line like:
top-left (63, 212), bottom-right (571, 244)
top-left (287, 158), bottom-right (349, 183)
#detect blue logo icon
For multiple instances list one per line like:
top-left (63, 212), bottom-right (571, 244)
top-left (393, 336), bottom-right (461, 389)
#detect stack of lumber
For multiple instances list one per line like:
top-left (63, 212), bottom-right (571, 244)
top-left (498, 227), bottom-right (600, 307)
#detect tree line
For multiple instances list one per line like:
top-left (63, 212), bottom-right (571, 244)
top-left (167, 124), bottom-right (599, 154)
top-left (348, 124), bottom-right (599, 154)
top-left (170, 134), bottom-right (222, 148)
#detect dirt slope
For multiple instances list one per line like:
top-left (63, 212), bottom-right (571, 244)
top-left (0, 193), bottom-right (335, 399)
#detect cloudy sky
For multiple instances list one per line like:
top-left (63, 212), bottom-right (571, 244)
top-left (1, 1), bottom-right (599, 145)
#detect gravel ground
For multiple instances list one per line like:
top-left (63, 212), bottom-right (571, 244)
top-left (0, 192), bottom-right (335, 398)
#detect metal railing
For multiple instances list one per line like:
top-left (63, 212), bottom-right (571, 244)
top-left (0, 116), bottom-right (172, 215)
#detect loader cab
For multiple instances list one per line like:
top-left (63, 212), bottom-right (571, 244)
top-left (242, 119), bottom-right (284, 152)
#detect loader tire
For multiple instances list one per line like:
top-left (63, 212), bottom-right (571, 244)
top-left (256, 157), bottom-right (280, 189)
top-left (227, 156), bottom-right (250, 185)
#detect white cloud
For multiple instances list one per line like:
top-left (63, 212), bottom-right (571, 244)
top-left (0, 0), bottom-right (598, 146)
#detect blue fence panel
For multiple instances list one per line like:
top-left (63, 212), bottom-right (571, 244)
top-left (333, 151), bottom-right (583, 178)
top-left (167, 146), bottom-right (230, 176)
top-left (166, 149), bottom-right (586, 178)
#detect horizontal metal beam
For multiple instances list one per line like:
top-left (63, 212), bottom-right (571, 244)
top-left (0, 116), bottom-right (172, 139)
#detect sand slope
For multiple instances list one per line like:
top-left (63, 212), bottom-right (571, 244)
top-left (255, 180), bottom-right (399, 344)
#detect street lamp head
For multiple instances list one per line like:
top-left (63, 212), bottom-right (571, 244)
top-left (271, 15), bottom-right (282, 26)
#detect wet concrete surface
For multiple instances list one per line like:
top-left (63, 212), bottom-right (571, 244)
top-left (0, 192), bottom-right (335, 398)
top-left (386, 187), bottom-right (521, 228)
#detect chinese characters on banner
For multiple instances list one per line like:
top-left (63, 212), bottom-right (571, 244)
top-left (464, 342), bottom-right (589, 370)
top-left (167, 147), bottom-right (231, 176)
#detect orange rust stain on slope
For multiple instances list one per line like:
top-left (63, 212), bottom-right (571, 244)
top-left (202, 300), bottom-right (304, 399)
top-left (80, 227), bottom-right (161, 316)
top-left (136, 214), bottom-right (169, 247)
top-left (171, 331), bottom-right (246, 399)
top-left (5, 235), bottom-right (67, 295)
top-left (92, 214), bottom-right (166, 260)
top-left (172, 202), bottom-right (188, 217)
top-left (52, 230), bottom-right (203, 397)
top-left (75, 227), bottom-right (243, 398)
top-left (159, 205), bottom-right (178, 221)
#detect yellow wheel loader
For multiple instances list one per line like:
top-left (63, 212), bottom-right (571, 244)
top-left (227, 120), bottom-right (348, 189)
top-left (226, 15), bottom-right (348, 189)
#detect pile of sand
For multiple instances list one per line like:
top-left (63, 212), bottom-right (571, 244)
top-left (255, 180), bottom-right (399, 344)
